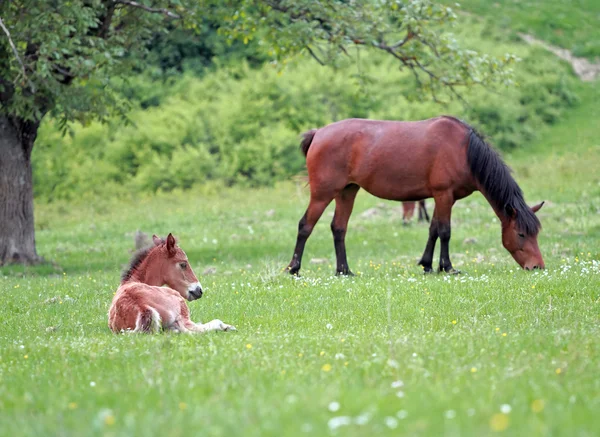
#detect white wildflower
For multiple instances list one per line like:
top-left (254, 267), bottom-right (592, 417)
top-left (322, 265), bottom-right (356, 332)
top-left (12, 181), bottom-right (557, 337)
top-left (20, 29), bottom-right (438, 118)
top-left (384, 416), bottom-right (398, 429)
top-left (445, 410), bottom-right (456, 419)
top-left (391, 380), bottom-right (404, 388)
top-left (327, 416), bottom-right (352, 431)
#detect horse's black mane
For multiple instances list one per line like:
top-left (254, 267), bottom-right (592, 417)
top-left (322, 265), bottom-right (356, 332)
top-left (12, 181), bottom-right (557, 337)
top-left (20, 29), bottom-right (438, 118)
top-left (463, 123), bottom-right (541, 235)
top-left (121, 238), bottom-right (165, 283)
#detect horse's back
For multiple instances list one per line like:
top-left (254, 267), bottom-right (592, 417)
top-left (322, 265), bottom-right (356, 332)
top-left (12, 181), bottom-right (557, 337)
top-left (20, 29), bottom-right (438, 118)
top-left (305, 117), bottom-right (471, 201)
top-left (308, 117), bottom-right (465, 163)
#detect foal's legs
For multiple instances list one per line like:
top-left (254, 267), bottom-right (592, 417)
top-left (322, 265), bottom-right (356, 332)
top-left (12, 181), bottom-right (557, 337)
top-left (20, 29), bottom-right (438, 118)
top-left (190, 319), bottom-right (236, 332)
top-left (171, 318), bottom-right (235, 333)
top-left (402, 201), bottom-right (416, 225)
top-left (331, 184), bottom-right (360, 275)
top-left (169, 301), bottom-right (236, 333)
top-left (287, 195), bottom-right (333, 275)
top-left (419, 192), bottom-right (456, 273)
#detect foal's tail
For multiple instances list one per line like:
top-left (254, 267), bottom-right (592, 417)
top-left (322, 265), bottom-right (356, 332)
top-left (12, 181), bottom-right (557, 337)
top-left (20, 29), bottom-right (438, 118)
top-left (300, 129), bottom-right (317, 157)
top-left (135, 307), bottom-right (161, 333)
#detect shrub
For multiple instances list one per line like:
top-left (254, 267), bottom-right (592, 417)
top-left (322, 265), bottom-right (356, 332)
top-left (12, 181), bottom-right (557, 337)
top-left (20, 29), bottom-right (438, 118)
top-left (33, 22), bottom-right (579, 201)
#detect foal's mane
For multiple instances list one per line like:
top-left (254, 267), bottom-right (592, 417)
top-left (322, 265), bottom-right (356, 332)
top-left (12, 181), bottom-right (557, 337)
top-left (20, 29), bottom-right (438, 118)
top-left (121, 238), bottom-right (165, 283)
top-left (461, 121), bottom-right (541, 235)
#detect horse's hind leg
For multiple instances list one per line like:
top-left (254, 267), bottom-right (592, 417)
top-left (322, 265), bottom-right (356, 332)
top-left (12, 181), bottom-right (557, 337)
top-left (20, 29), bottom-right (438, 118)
top-left (331, 184), bottom-right (360, 275)
top-left (287, 195), bottom-right (333, 275)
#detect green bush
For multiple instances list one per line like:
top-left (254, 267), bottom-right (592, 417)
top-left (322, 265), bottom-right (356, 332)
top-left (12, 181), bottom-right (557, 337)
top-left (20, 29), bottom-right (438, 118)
top-left (33, 21), bottom-right (580, 202)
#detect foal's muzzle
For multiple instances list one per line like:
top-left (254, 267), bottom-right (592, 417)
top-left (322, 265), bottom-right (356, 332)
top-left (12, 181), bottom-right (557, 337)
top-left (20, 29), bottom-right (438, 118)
top-left (188, 284), bottom-right (203, 300)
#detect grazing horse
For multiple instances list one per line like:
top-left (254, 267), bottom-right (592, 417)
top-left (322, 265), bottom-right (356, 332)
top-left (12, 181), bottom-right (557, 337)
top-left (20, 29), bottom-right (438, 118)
top-left (402, 200), bottom-right (430, 224)
top-left (109, 233), bottom-right (236, 333)
top-left (286, 116), bottom-right (545, 276)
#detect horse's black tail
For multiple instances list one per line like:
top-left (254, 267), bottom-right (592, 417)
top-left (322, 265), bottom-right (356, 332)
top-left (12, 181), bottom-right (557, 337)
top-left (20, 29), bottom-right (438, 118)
top-left (300, 129), bottom-right (317, 157)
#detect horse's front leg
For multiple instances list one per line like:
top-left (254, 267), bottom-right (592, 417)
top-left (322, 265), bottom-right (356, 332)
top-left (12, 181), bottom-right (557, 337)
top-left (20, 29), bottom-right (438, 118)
top-left (418, 200), bottom-right (430, 222)
top-left (438, 222), bottom-right (459, 273)
top-left (435, 193), bottom-right (459, 273)
top-left (418, 217), bottom-right (439, 273)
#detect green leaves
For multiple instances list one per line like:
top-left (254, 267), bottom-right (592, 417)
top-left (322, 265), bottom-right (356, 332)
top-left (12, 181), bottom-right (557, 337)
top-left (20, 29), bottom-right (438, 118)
top-left (0, 0), bottom-right (518, 124)
top-left (217, 0), bottom-right (517, 102)
top-left (0, 0), bottom-right (182, 122)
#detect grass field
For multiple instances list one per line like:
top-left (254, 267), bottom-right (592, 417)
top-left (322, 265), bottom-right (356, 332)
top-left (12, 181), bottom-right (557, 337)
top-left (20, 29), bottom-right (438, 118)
top-left (456, 0), bottom-right (600, 59)
top-left (1, 79), bottom-right (599, 436)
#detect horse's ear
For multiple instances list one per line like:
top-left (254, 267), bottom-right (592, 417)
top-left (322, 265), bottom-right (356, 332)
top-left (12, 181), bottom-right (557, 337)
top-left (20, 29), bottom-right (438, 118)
top-left (531, 201), bottom-right (545, 214)
top-left (504, 204), bottom-right (517, 219)
top-left (166, 233), bottom-right (177, 257)
top-left (152, 235), bottom-right (162, 246)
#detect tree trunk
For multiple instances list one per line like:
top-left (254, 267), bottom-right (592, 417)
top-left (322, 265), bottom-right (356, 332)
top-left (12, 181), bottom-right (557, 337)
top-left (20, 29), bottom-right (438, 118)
top-left (0, 115), bottom-right (41, 265)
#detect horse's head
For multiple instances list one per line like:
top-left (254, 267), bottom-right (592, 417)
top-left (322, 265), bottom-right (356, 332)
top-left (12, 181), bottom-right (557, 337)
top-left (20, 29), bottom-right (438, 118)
top-left (152, 233), bottom-right (203, 301)
top-left (501, 202), bottom-right (545, 270)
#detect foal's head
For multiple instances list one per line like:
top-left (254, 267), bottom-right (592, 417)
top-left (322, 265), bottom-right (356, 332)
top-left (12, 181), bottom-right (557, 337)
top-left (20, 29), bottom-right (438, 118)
top-left (501, 202), bottom-right (545, 270)
top-left (151, 233), bottom-right (203, 300)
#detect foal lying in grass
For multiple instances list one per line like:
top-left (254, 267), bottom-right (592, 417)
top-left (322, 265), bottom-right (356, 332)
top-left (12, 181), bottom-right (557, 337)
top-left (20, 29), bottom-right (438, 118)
top-left (108, 233), bottom-right (236, 334)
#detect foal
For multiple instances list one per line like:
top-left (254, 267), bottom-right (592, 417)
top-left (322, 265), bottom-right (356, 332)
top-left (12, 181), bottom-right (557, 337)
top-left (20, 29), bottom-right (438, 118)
top-left (108, 234), bottom-right (235, 333)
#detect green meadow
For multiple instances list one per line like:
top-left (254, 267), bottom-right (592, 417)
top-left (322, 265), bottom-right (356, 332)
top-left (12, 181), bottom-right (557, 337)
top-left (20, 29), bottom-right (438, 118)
top-left (2, 2), bottom-right (600, 436)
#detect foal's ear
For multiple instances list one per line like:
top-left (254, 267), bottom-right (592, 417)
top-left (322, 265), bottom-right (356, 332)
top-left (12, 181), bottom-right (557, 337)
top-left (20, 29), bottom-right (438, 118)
top-left (531, 201), bottom-right (545, 213)
top-left (166, 233), bottom-right (177, 257)
top-left (504, 204), bottom-right (517, 219)
top-left (152, 235), bottom-right (162, 246)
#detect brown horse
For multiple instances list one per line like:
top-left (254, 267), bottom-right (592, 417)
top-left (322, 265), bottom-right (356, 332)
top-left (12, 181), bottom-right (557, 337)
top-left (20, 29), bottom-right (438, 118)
top-left (402, 200), bottom-right (430, 224)
top-left (109, 233), bottom-right (236, 333)
top-left (287, 116), bottom-right (545, 275)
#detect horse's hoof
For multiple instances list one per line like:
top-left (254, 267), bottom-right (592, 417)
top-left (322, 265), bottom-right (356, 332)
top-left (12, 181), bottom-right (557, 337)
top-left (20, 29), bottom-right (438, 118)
top-left (286, 265), bottom-right (300, 276)
top-left (441, 268), bottom-right (461, 275)
top-left (422, 267), bottom-right (434, 274)
top-left (336, 270), bottom-right (355, 277)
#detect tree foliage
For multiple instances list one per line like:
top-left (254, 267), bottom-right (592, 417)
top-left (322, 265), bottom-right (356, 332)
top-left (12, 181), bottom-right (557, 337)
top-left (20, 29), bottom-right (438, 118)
top-left (1, 0), bottom-right (170, 126)
top-left (33, 43), bottom-right (578, 201)
top-left (216, 0), bottom-right (520, 101)
top-left (1, 0), bottom-right (519, 127)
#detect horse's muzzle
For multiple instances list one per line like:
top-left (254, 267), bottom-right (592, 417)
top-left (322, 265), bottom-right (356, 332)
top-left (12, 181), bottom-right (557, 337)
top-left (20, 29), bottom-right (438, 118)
top-left (524, 262), bottom-right (545, 271)
top-left (188, 285), bottom-right (203, 300)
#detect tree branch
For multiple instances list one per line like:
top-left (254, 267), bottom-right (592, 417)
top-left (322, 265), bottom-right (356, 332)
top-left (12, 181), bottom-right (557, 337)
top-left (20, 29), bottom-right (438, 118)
top-left (305, 45), bottom-right (325, 66)
top-left (114, 0), bottom-right (181, 19)
top-left (0, 16), bottom-right (36, 93)
top-left (98, 1), bottom-right (116, 38)
top-left (260, 0), bottom-right (489, 104)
